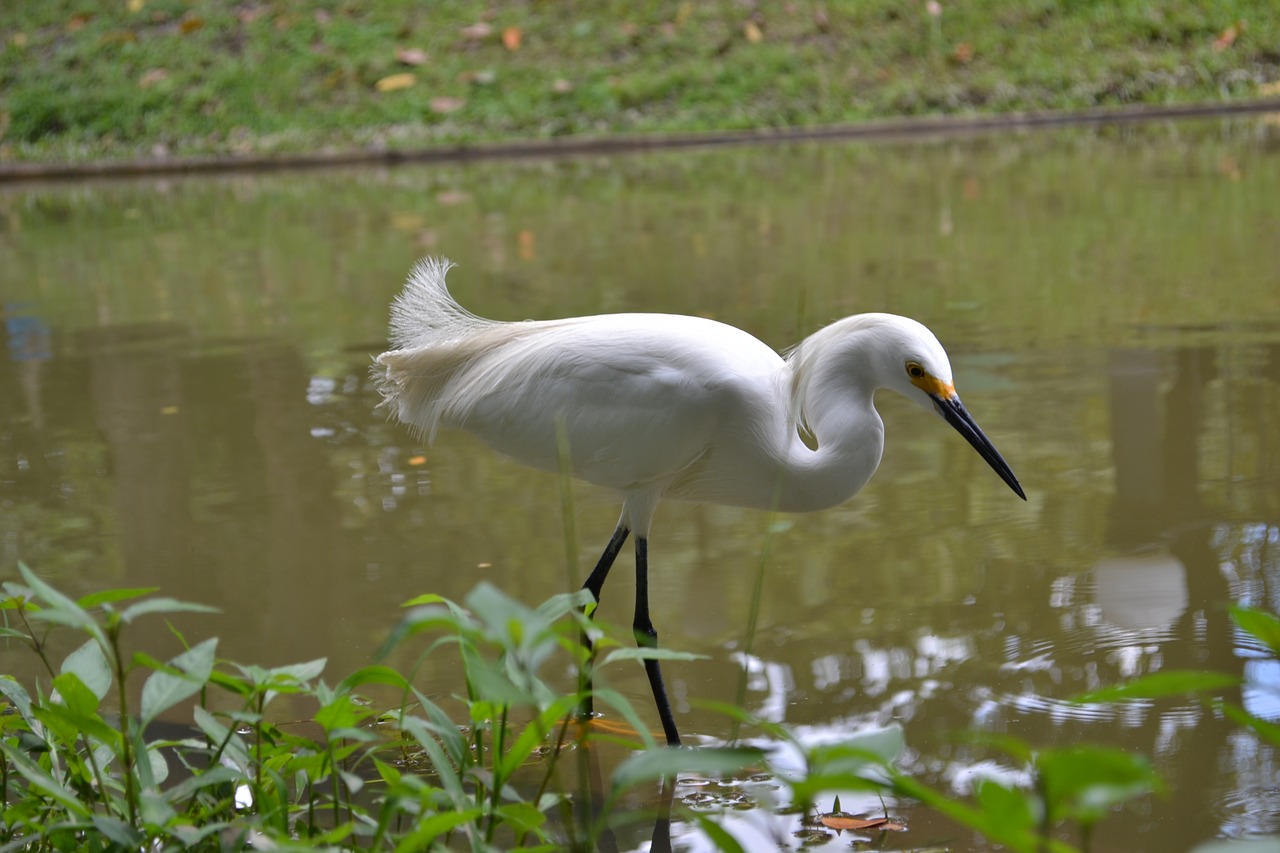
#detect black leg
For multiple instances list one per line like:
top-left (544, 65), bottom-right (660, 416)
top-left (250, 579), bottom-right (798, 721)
top-left (633, 537), bottom-right (681, 746)
top-left (579, 524), bottom-right (630, 720)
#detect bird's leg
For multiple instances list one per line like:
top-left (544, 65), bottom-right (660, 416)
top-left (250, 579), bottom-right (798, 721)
top-left (633, 537), bottom-right (682, 746)
top-left (578, 524), bottom-right (630, 722)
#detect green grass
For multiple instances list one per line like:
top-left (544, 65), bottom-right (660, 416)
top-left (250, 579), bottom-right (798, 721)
top-left (1, 0), bottom-right (1278, 163)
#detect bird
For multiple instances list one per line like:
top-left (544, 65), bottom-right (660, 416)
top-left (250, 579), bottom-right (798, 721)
top-left (374, 257), bottom-right (1025, 746)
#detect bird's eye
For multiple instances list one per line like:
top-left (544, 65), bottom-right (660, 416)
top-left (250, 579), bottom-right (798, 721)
top-left (906, 362), bottom-right (925, 379)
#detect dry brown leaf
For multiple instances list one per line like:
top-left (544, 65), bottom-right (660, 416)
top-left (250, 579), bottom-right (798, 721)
top-left (429, 96), bottom-right (466, 114)
top-left (375, 73), bottom-right (415, 92)
top-left (743, 20), bottom-right (763, 42)
top-left (1213, 21), bottom-right (1242, 51)
top-left (460, 22), bottom-right (492, 40)
top-left (100, 30), bottom-right (138, 45)
top-left (501, 26), bottom-right (521, 51)
top-left (952, 41), bottom-right (974, 63)
top-left (180, 16), bottom-right (204, 34)
top-left (396, 47), bottom-right (428, 65)
top-left (138, 68), bottom-right (168, 88)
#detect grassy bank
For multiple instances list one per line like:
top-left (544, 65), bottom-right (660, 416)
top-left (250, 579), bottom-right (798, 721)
top-left (2, 0), bottom-right (1279, 164)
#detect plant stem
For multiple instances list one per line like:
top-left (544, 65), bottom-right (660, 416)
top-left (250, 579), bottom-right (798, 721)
top-left (108, 625), bottom-right (138, 827)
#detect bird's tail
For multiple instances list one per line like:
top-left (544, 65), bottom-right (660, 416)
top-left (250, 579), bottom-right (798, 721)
top-left (386, 257), bottom-right (492, 350)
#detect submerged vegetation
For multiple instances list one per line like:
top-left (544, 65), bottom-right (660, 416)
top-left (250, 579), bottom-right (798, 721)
top-left (2, 0), bottom-right (1279, 163)
top-left (2, 563), bottom-right (1276, 851)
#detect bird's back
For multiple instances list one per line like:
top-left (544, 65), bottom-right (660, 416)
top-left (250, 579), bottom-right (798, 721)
top-left (375, 264), bottom-right (789, 494)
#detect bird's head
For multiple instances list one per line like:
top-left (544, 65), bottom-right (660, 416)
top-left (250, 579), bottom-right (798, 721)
top-left (872, 315), bottom-right (1026, 501)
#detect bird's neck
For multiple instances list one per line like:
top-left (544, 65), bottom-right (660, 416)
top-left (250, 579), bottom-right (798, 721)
top-left (769, 326), bottom-right (887, 513)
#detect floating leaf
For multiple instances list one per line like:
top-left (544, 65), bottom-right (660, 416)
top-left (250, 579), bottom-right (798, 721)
top-left (376, 73), bottom-right (416, 92)
top-left (820, 815), bottom-right (892, 831)
top-left (502, 26), bottom-right (522, 50)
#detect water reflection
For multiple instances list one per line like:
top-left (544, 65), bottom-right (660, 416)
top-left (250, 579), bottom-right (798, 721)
top-left (2, 120), bottom-right (1279, 849)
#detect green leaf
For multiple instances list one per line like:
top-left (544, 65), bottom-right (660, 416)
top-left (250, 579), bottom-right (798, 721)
top-left (975, 778), bottom-right (1037, 831)
top-left (0, 675), bottom-right (35, 725)
top-left (599, 647), bottom-right (708, 666)
top-left (119, 597), bottom-right (218, 623)
top-left (18, 564), bottom-right (100, 639)
top-left (691, 811), bottom-right (747, 853)
top-left (494, 801), bottom-right (547, 834)
top-left (92, 815), bottom-right (145, 847)
top-left (1218, 700), bottom-right (1280, 747)
top-left (1073, 670), bottom-right (1239, 703)
top-left (77, 588), bottom-right (158, 609)
top-left (335, 664), bottom-right (411, 695)
top-left (392, 808), bottom-right (484, 853)
top-left (401, 593), bottom-right (447, 607)
top-left (50, 672), bottom-right (99, 718)
top-left (1231, 607), bottom-right (1280, 657)
top-left (60, 638), bottom-right (113, 701)
top-left (1037, 745), bottom-right (1159, 824)
top-left (612, 746), bottom-right (764, 789)
top-left (0, 739), bottom-right (94, 817)
top-left (139, 638), bottom-right (217, 726)
top-left (161, 764), bottom-right (243, 804)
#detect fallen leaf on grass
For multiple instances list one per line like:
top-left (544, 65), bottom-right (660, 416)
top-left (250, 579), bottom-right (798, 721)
top-left (518, 229), bottom-right (536, 260)
top-left (1213, 22), bottom-right (1242, 51)
top-left (501, 26), bottom-right (521, 50)
top-left (460, 22), bottom-right (492, 40)
top-left (100, 30), bottom-right (138, 45)
top-left (375, 73), bottom-right (415, 92)
top-left (138, 68), bottom-right (168, 88)
top-left (67, 13), bottom-right (92, 31)
top-left (127, 0), bottom-right (145, 12)
top-left (430, 96), bottom-right (466, 113)
top-left (551, 78), bottom-right (574, 93)
top-left (180, 16), bottom-right (204, 34)
top-left (743, 20), bottom-right (763, 42)
top-left (952, 41), bottom-right (974, 63)
top-left (396, 47), bottom-right (428, 65)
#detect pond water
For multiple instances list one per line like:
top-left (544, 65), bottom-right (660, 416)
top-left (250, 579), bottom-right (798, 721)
top-left (2, 118), bottom-right (1279, 851)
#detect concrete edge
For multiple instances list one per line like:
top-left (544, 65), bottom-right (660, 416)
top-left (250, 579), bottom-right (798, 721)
top-left (3, 98), bottom-right (1279, 184)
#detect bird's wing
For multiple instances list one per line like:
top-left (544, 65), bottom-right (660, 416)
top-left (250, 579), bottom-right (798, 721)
top-left (422, 315), bottom-right (782, 491)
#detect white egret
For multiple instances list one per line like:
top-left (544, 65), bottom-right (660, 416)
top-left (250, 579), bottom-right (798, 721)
top-left (375, 257), bottom-right (1025, 746)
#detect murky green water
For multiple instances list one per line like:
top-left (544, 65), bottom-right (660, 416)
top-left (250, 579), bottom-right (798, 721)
top-left (3, 118), bottom-right (1279, 851)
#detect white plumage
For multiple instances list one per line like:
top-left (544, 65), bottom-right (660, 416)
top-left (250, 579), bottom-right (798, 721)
top-left (375, 257), bottom-right (1024, 745)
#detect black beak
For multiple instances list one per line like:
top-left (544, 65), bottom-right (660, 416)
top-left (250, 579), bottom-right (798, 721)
top-left (933, 395), bottom-right (1026, 500)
